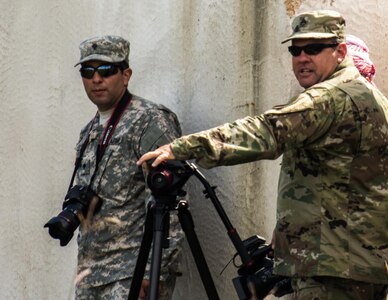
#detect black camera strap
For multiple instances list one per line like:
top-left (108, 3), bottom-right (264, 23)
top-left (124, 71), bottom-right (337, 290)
top-left (67, 90), bottom-right (132, 191)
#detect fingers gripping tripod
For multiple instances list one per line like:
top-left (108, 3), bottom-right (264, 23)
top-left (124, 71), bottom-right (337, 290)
top-left (128, 161), bottom-right (254, 300)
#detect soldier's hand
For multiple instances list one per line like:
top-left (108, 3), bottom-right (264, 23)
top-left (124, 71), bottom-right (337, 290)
top-left (139, 279), bottom-right (150, 299)
top-left (136, 144), bottom-right (176, 167)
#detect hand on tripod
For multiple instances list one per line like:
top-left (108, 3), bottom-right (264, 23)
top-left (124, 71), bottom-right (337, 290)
top-left (136, 144), bottom-right (175, 168)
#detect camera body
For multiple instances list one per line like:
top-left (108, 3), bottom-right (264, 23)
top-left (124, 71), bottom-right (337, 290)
top-left (232, 235), bottom-right (292, 300)
top-left (44, 185), bottom-right (101, 246)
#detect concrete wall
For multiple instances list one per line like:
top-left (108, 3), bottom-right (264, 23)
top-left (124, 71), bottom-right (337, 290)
top-left (0, 0), bottom-right (386, 299)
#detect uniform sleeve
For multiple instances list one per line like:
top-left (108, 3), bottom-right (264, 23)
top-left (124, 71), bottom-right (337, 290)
top-left (171, 91), bottom-right (336, 169)
top-left (138, 108), bottom-right (182, 155)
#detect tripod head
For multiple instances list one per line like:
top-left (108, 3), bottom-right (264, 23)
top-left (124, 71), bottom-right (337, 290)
top-left (147, 160), bottom-right (193, 198)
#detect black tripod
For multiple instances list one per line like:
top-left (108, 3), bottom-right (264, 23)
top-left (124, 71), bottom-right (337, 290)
top-left (128, 161), bottom-right (253, 300)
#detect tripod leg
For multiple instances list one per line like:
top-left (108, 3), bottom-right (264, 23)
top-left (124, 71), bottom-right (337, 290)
top-left (148, 202), bottom-right (170, 300)
top-left (128, 202), bottom-right (155, 300)
top-left (177, 201), bottom-right (220, 300)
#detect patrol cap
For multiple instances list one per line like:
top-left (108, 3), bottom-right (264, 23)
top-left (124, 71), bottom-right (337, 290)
top-left (74, 35), bottom-right (130, 67)
top-left (282, 10), bottom-right (346, 44)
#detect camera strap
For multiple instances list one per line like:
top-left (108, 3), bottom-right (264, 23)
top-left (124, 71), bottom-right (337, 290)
top-left (67, 90), bottom-right (132, 191)
top-left (96, 90), bottom-right (132, 163)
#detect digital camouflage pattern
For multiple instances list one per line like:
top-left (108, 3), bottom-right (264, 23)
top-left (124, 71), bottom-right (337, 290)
top-left (282, 10), bottom-right (346, 43)
top-left (74, 94), bottom-right (183, 289)
top-left (170, 57), bottom-right (388, 284)
top-left (75, 276), bottom-right (176, 300)
top-left (74, 35), bottom-right (130, 66)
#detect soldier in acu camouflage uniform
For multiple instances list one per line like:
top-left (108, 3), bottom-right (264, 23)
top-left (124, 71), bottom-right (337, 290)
top-left (72, 35), bottom-right (183, 300)
top-left (137, 10), bottom-right (388, 300)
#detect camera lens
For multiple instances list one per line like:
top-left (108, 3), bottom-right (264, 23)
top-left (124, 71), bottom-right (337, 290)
top-left (44, 204), bottom-right (82, 246)
top-left (44, 185), bottom-right (101, 246)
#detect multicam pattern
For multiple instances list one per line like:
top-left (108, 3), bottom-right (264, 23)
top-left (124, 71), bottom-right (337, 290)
top-left (282, 10), bottom-right (346, 43)
top-left (75, 94), bottom-right (183, 289)
top-left (75, 35), bottom-right (130, 66)
top-left (170, 58), bottom-right (388, 284)
top-left (291, 277), bottom-right (388, 299)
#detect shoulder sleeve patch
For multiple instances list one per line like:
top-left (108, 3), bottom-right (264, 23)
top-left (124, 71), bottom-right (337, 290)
top-left (264, 93), bottom-right (314, 115)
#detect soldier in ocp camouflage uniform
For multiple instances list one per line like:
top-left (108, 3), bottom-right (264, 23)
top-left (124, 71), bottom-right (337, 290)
top-left (137, 10), bottom-right (388, 300)
top-left (71, 35), bottom-right (183, 300)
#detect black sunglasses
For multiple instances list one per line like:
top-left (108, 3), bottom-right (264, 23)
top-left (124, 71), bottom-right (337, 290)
top-left (288, 43), bottom-right (339, 57)
top-left (80, 64), bottom-right (120, 79)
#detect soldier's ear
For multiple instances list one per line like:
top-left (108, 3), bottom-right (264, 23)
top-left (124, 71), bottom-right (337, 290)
top-left (123, 68), bottom-right (132, 86)
top-left (336, 43), bottom-right (347, 61)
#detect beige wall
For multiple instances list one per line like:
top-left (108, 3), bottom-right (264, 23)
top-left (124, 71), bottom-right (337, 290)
top-left (0, 1), bottom-right (386, 299)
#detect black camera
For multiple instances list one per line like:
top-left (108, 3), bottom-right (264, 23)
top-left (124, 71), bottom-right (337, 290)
top-left (44, 185), bottom-right (101, 246)
top-left (232, 235), bottom-right (292, 300)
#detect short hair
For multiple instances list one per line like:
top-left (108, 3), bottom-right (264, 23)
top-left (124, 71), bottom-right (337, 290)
top-left (117, 61), bottom-right (129, 70)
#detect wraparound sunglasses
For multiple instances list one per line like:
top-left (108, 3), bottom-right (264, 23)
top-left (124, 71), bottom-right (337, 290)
top-left (80, 64), bottom-right (120, 79)
top-left (288, 43), bottom-right (339, 56)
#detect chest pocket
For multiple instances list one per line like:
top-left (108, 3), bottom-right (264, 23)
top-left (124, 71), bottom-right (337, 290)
top-left (93, 137), bottom-right (139, 204)
top-left (75, 136), bottom-right (97, 187)
top-left (281, 149), bottom-right (296, 178)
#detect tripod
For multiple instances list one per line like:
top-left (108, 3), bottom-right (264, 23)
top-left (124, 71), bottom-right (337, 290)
top-left (128, 161), bottom-right (253, 300)
top-left (128, 193), bottom-right (219, 300)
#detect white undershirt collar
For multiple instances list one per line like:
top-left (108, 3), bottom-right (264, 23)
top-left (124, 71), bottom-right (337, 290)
top-left (98, 108), bottom-right (114, 125)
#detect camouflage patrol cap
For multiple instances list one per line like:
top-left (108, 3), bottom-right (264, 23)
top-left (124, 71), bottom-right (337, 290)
top-left (74, 35), bottom-right (130, 66)
top-left (282, 10), bottom-right (346, 44)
